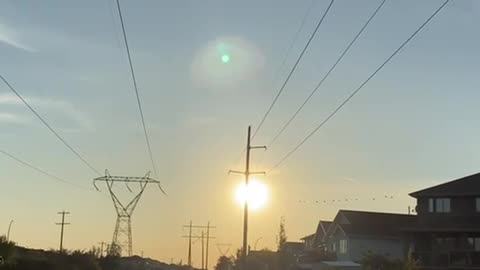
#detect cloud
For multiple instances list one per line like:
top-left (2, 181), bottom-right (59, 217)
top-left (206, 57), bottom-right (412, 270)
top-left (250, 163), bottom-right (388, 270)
top-left (0, 112), bottom-right (30, 124)
top-left (0, 93), bottom-right (93, 130)
top-left (0, 22), bottom-right (35, 52)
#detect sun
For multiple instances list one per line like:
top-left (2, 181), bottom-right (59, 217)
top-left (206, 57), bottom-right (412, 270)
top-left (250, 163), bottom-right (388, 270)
top-left (235, 179), bottom-right (268, 210)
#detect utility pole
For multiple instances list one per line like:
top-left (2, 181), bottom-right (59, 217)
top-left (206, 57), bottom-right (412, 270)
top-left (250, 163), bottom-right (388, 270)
top-left (182, 222), bottom-right (216, 269)
top-left (183, 221), bottom-right (193, 267)
top-left (99, 241), bottom-right (108, 257)
top-left (229, 126), bottom-right (266, 270)
top-left (56, 210), bottom-right (70, 253)
top-left (201, 231), bottom-right (205, 269)
top-left (205, 222), bottom-right (211, 270)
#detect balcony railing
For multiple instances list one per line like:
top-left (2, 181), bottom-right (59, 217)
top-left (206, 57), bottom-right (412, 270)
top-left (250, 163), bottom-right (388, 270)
top-left (414, 251), bottom-right (480, 268)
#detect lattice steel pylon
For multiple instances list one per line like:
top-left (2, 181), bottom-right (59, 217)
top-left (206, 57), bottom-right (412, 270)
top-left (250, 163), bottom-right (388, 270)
top-left (93, 170), bottom-right (165, 256)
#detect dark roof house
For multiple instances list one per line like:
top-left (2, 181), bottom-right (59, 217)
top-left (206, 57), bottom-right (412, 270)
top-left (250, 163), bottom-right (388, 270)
top-left (314, 221), bottom-right (333, 248)
top-left (324, 210), bottom-right (415, 263)
top-left (406, 172), bottom-right (480, 269)
top-left (410, 172), bottom-right (480, 197)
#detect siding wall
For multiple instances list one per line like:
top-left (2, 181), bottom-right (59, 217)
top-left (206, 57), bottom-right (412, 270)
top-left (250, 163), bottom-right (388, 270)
top-left (327, 234), bottom-right (405, 262)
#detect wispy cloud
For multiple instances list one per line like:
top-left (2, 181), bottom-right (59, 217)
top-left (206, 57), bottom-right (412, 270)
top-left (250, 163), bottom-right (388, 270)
top-left (0, 22), bottom-right (35, 52)
top-left (0, 112), bottom-right (30, 124)
top-left (0, 93), bottom-right (93, 130)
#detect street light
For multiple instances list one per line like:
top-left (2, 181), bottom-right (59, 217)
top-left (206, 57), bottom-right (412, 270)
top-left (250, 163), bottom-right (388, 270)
top-left (254, 237), bottom-right (263, 251)
top-left (6, 220), bottom-right (13, 242)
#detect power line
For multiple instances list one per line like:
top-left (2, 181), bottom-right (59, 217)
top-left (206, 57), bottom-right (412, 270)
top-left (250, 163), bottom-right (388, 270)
top-left (268, 0), bottom-right (450, 173)
top-left (252, 0), bottom-right (335, 139)
top-left (270, 0), bottom-right (316, 89)
top-left (0, 149), bottom-right (93, 191)
top-left (267, 0), bottom-right (387, 147)
top-left (0, 74), bottom-right (101, 176)
top-left (114, 0), bottom-right (159, 179)
top-left (230, 0), bottom-right (316, 166)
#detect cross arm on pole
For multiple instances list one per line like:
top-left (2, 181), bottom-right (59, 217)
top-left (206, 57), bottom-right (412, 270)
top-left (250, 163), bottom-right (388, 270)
top-left (250, 171), bottom-right (266, 176)
top-left (250, 146), bottom-right (267, 150)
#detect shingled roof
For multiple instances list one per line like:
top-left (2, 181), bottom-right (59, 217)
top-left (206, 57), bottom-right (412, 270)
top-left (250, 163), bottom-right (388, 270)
top-left (410, 172), bottom-right (480, 197)
top-left (330, 210), bottom-right (416, 238)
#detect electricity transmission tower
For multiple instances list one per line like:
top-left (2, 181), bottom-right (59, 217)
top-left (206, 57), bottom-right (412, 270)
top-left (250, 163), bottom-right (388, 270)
top-left (93, 170), bottom-right (164, 256)
top-left (216, 243), bottom-right (232, 256)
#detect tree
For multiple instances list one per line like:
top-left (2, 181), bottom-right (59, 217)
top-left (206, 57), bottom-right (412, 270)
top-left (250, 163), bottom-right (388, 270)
top-left (277, 217), bottom-right (290, 270)
top-left (0, 235), bottom-right (15, 264)
top-left (88, 246), bottom-right (102, 258)
top-left (278, 217), bottom-right (287, 251)
top-left (404, 253), bottom-right (419, 270)
top-left (215, 256), bottom-right (234, 270)
top-left (361, 252), bottom-right (403, 270)
top-left (107, 243), bottom-right (121, 257)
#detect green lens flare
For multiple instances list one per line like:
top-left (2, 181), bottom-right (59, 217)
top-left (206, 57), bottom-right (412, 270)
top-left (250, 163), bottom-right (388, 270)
top-left (221, 54), bottom-right (230, 63)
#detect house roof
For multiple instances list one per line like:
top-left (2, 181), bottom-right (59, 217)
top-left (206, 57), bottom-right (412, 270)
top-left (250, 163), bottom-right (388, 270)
top-left (301, 233), bottom-right (316, 241)
top-left (330, 210), bottom-right (416, 238)
top-left (410, 172), bottom-right (480, 197)
top-left (313, 220), bottom-right (332, 245)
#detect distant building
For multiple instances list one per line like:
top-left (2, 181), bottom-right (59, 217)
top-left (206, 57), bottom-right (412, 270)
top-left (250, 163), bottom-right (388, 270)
top-left (313, 221), bottom-right (333, 251)
top-left (324, 210), bottom-right (415, 262)
top-left (300, 220), bottom-right (333, 252)
top-left (301, 234), bottom-right (316, 251)
top-left (247, 250), bottom-right (277, 270)
top-left (283, 242), bottom-right (305, 257)
top-left (405, 172), bottom-right (480, 269)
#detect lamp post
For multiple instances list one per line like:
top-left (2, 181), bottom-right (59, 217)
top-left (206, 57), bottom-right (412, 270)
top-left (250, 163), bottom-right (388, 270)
top-left (6, 220), bottom-right (14, 242)
top-left (254, 237), bottom-right (263, 251)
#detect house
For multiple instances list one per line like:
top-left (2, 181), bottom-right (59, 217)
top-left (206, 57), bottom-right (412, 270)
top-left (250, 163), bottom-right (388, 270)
top-left (314, 220), bottom-right (333, 251)
top-left (283, 242), bottom-right (305, 257)
top-left (405, 172), bottom-right (480, 269)
top-left (325, 210), bottom-right (415, 262)
top-left (301, 220), bottom-right (333, 252)
top-left (301, 234), bottom-right (316, 251)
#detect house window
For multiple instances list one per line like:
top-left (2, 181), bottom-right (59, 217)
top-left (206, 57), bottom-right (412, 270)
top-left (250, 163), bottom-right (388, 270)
top-left (467, 237), bottom-right (480, 251)
top-left (429, 198), bottom-right (434, 212)
top-left (332, 242), bottom-right (336, 252)
top-left (476, 198), bottom-right (480, 212)
top-left (436, 198), bottom-right (451, 213)
top-left (429, 198), bottom-right (451, 213)
top-left (339, 239), bottom-right (348, 254)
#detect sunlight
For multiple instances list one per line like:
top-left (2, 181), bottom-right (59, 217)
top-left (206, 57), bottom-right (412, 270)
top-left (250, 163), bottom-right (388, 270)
top-left (235, 179), bottom-right (268, 210)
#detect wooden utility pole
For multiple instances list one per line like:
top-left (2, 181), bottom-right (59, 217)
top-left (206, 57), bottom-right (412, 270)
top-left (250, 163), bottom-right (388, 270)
top-left (184, 221), bottom-right (193, 266)
top-left (229, 126), bottom-right (266, 270)
top-left (205, 222), bottom-right (211, 270)
top-left (182, 222), bottom-right (216, 269)
top-left (56, 210), bottom-right (70, 252)
top-left (99, 241), bottom-right (108, 257)
top-left (201, 231), bottom-right (205, 269)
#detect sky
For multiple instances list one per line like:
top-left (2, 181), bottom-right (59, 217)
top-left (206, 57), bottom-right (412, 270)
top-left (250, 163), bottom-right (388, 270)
top-left (0, 0), bottom-right (479, 268)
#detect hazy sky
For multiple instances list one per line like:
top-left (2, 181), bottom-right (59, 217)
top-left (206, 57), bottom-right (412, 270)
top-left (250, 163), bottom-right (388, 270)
top-left (1, 0), bottom-right (479, 268)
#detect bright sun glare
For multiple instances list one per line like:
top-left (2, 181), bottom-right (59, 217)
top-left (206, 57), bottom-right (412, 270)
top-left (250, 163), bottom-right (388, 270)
top-left (235, 179), bottom-right (268, 210)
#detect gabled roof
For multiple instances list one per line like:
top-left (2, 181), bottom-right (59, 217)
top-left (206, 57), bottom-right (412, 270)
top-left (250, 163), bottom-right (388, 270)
top-left (301, 233), bottom-right (316, 241)
top-left (410, 172), bottom-right (480, 197)
top-left (329, 210), bottom-right (416, 238)
top-left (313, 220), bottom-right (332, 245)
